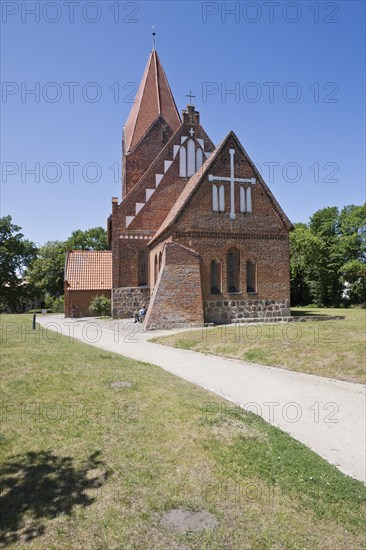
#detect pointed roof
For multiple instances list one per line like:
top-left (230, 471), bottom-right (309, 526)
top-left (123, 50), bottom-right (181, 153)
top-left (149, 131), bottom-right (293, 245)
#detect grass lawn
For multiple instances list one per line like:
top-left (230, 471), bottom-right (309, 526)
top-left (0, 315), bottom-right (365, 549)
top-left (151, 308), bottom-right (366, 384)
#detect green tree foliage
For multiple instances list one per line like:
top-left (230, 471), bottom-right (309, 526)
top-left (66, 227), bottom-right (109, 251)
top-left (0, 216), bottom-right (37, 312)
top-left (290, 204), bottom-right (366, 306)
top-left (45, 294), bottom-right (65, 313)
top-left (27, 241), bottom-right (67, 298)
top-left (89, 295), bottom-right (111, 316)
top-left (27, 227), bottom-right (109, 301)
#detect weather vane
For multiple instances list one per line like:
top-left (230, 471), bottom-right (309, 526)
top-left (152, 25), bottom-right (156, 50)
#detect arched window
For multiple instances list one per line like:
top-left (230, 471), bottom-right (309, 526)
top-left (158, 251), bottom-right (162, 272)
top-left (246, 187), bottom-right (252, 213)
top-left (179, 146), bottom-right (187, 177)
top-left (212, 184), bottom-right (225, 212)
top-left (246, 260), bottom-right (257, 293)
top-left (196, 147), bottom-right (203, 171)
top-left (179, 142), bottom-right (204, 178)
top-left (210, 259), bottom-right (221, 294)
top-left (240, 186), bottom-right (246, 213)
top-left (154, 255), bottom-right (158, 284)
top-left (227, 248), bottom-right (240, 293)
top-left (187, 139), bottom-right (196, 176)
top-left (219, 185), bottom-right (225, 211)
top-left (138, 249), bottom-right (147, 286)
top-left (212, 184), bottom-right (219, 211)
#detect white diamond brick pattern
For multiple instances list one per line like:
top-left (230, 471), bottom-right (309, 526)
top-left (135, 202), bottom-right (144, 214)
top-left (146, 188), bottom-right (155, 200)
top-left (127, 151), bottom-right (175, 223)
top-left (164, 160), bottom-right (173, 173)
top-left (126, 215), bottom-right (135, 228)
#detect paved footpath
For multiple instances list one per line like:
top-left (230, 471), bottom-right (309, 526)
top-left (38, 316), bottom-right (366, 483)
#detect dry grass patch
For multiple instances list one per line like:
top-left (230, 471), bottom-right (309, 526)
top-left (152, 308), bottom-right (366, 383)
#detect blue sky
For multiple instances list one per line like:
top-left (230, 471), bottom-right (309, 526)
top-left (1, 0), bottom-right (365, 246)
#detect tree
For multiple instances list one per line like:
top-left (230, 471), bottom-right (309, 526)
top-left (66, 227), bottom-right (109, 251)
top-left (290, 224), bottom-right (319, 305)
top-left (27, 241), bottom-right (67, 298)
top-left (341, 260), bottom-right (366, 304)
top-left (290, 204), bottom-right (366, 307)
top-left (0, 216), bottom-right (37, 312)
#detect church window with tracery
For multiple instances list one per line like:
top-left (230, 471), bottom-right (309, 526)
top-left (138, 249), bottom-right (147, 286)
top-left (246, 259), bottom-right (257, 293)
top-left (154, 255), bottom-right (158, 285)
top-left (210, 259), bottom-right (221, 294)
top-left (179, 139), bottom-right (204, 177)
top-left (240, 186), bottom-right (252, 213)
top-left (227, 248), bottom-right (240, 293)
top-left (212, 184), bottom-right (225, 212)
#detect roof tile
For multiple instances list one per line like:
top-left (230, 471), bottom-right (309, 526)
top-left (65, 251), bottom-right (112, 290)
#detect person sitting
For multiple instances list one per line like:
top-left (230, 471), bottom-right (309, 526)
top-left (134, 305), bottom-right (147, 323)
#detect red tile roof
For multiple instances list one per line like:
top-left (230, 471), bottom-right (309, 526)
top-left (65, 251), bottom-right (112, 290)
top-left (123, 50), bottom-right (181, 153)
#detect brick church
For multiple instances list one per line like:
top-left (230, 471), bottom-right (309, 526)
top-left (65, 48), bottom-right (293, 329)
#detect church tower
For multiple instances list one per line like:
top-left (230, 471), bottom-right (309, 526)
top-left (122, 49), bottom-right (181, 198)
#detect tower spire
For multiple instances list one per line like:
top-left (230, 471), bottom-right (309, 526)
top-left (123, 50), bottom-right (181, 154)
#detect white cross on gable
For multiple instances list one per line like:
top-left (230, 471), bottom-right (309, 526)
top-left (208, 149), bottom-right (256, 219)
top-left (189, 127), bottom-right (195, 137)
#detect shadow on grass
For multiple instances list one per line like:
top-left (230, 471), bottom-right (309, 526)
top-left (0, 450), bottom-right (110, 546)
top-left (290, 309), bottom-right (325, 317)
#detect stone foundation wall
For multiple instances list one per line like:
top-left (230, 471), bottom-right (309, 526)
top-left (112, 287), bottom-right (150, 319)
top-left (204, 298), bottom-right (291, 324)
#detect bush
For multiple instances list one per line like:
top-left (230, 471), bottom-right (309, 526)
top-left (89, 295), bottom-right (111, 317)
top-left (48, 295), bottom-right (64, 313)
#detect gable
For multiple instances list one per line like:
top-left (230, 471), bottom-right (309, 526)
top-left (115, 120), bottom-right (215, 234)
top-left (150, 132), bottom-right (293, 245)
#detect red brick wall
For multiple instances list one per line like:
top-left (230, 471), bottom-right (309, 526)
top-left (64, 289), bottom-right (111, 318)
top-left (173, 234), bottom-right (290, 303)
top-left (122, 116), bottom-right (175, 198)
top-left (150, 135), bottom-right (291, 310)
top-left (145, 243), bottom-right (203, 329)
top-left (112, 119), bottom-right (215, 289)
